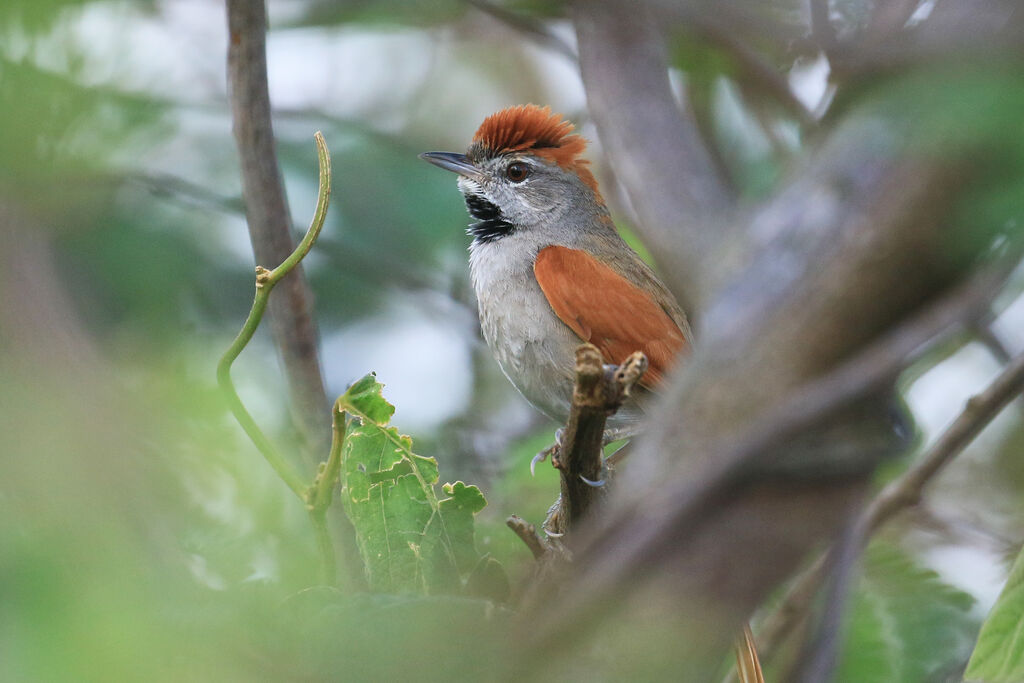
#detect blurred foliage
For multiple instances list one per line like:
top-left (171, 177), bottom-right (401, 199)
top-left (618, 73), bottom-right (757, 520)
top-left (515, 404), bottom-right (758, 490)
top-left (837, 543), bottom-right (978, 682)
top-left (966, 544), bottom-right (1024, 682)
top-left (2, 0), bottom-right (1024, 681)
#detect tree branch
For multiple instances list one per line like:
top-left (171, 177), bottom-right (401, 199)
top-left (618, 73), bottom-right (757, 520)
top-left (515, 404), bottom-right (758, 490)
top-left (465, 0), bottom-right (577, 61)
top-left (226, 0), bottom-right (330, 461)
top-left (509, 345), bottom-right (647, 558)
top-left (690, 15), bottom-right (816, 126)
top-left (572, 0), bottom-right (734, 314)
top-left (518, 86), bottom-right (1015, 677)
top-left (755, 345), bottom-right (1024, 663)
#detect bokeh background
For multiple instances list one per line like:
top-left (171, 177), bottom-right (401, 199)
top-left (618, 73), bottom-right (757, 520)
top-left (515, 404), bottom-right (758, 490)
top-left (2, 0), bottom-right (1023, 680)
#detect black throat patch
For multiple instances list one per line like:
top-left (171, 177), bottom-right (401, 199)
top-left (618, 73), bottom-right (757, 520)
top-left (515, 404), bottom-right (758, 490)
top-left (464, 194), bottom-right (514, 244)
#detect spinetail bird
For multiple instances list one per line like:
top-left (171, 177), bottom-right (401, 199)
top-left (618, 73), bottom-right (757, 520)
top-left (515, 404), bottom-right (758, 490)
top-left (421, 104), bottom-right (763, 682)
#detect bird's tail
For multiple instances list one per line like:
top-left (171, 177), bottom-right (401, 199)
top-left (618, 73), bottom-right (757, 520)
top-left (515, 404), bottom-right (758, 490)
top-left (734, 623), bottom-right (765, 683)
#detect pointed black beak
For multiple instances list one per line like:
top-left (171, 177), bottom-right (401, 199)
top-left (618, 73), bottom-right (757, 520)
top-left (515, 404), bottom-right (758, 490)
top-left (419, 151), bottom-right (483, 181)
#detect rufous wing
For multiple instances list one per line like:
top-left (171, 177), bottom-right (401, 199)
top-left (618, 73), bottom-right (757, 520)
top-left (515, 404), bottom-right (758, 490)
top-left (533, 245), bottom-right (687, 387)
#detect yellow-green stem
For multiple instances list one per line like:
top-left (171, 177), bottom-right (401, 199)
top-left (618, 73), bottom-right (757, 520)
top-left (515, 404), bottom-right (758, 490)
top-left (216, 131), bottom-right (337, 579)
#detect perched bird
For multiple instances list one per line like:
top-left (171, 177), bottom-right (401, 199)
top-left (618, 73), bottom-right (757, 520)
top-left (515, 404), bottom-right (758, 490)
top-left (420, 104), bottom-right (692, 430)
top-left (422, 104), bottom-right (763, 683)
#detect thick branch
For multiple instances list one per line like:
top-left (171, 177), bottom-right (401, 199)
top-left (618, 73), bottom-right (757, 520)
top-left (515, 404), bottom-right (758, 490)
top-left (226, 0), bottom-right (329, 460)
top-left (521, 95), bottom-right (1012, 678)
top-left (572, 0), bottom-right (733, 314)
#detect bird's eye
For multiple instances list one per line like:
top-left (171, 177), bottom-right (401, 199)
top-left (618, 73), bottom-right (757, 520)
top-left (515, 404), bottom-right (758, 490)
top-left (505, 162), bottom-right (529, 183)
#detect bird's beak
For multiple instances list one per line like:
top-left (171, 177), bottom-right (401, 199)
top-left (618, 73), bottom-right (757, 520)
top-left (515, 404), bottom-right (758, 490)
top-left (419, 151), bottom-right (484, 181)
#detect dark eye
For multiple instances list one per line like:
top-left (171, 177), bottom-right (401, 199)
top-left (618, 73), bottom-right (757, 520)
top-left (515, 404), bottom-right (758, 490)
top-left (505, 162), bottom-right (529, 183)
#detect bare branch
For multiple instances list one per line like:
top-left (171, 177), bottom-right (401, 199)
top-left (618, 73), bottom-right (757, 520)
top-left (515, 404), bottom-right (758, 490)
top-left (756, 345), bottom-right (1024, 662)
top-left (226, 0), bottom-right (330, 461)
top-left (506, 515), bottom-right (547, 560)
top-left (572, 0), bottom-right (734, 314)
top-left (862, 349), bottom-right (1024, 536)
top-left (466, 0), bottom-right (577, 61)
top-left (693, 16), bottom-right (816, 125)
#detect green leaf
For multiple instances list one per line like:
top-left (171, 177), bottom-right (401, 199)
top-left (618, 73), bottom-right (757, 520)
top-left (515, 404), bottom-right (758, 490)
top-left (337, 374), bottom-right (504, 596)
top-left (965, 545), bottom-right (1024, 681)
top-left (837, 542), bottom-right (978, 683)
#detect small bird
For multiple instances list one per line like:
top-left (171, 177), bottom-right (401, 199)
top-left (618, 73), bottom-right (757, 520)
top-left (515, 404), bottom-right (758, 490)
top-left (422, 105), bottom-right (763, 683)
top-left (420, 104), bottom-right (692, 430)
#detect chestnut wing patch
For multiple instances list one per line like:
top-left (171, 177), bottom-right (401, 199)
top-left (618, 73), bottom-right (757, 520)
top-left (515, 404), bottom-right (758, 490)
top-left (533, 245), bottom-right (687, 387)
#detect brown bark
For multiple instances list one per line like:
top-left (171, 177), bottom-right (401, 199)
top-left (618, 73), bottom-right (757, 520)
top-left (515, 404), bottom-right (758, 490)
top-left (226, 0), bottom-right (329, 462)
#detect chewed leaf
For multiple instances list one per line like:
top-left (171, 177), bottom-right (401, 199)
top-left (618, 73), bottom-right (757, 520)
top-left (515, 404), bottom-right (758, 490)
top-left (342, 372), bottom-right (396, 424)
top-left (336, 374), bottom-right (505, 596)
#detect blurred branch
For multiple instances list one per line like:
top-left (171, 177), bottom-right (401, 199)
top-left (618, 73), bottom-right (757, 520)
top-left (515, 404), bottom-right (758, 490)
top-left (971, 316), bottom-right (1013, 365)
top-left (863, 0), bottom-right (923, 46)
top-left (216, 132), bottom-right (338, 581)
top-left (691, 17), bottom-right (816, 126)
top-left (756, 343), bottom-right (1024, 663)
top-left (465, 0), bottom-right (577, 61)
top-left (127, 171), bottom-right (245, 214)
top-left (572, 0), bottom-right (734, 315)
top-left (826, 0), bottom-right (1024, 78)
top-left (226, 0), bottom-right (330, 461)
top-left (522, 85), bottom-right (1017, 674)
top-left (808, 0), bottom-right (836, 53)
top-left (860, 348), bottom-right (1024, 537)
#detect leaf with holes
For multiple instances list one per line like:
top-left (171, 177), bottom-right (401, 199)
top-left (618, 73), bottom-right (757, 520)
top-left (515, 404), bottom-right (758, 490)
top-left (965, 544), bottom-right (1024, 682)
top-left (337, 374), bottom-right (503, 597)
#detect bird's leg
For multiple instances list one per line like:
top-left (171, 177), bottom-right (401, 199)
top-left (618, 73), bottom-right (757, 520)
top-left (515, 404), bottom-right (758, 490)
top-left (577, 428), bottom-right (638, 488)
top-left (602, 425), bottom-right (637, 445)
top-left (530, 427), bottom-right (564, 476)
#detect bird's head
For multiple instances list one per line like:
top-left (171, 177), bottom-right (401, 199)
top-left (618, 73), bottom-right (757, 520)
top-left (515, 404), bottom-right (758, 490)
top-left (420, 104), bottom-right (606, 244)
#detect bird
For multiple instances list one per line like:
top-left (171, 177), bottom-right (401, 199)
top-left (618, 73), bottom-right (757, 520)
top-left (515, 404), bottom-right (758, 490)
top-left (420, 104), bottom-right (692, 433)
top-left (422, 104), bottom-right (763, 683)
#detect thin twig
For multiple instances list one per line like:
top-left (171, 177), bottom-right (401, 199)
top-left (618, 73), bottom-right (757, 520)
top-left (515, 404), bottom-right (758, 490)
top-left (227, 0), bottom-right (330, 460)
top-left (507, 515), bottom-right (548, 560)
top-left (755, 346), bottom-right (1024, 662)
top-left (216, 132), bottom-right (334, 573)
top-left (861, 349), bottom-right (1024, 535)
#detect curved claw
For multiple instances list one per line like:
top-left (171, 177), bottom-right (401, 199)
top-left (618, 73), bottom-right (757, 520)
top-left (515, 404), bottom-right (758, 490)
top-left (579, 474), bottom-right (606, 488)
top-left (530, 451), bottom-right (545, 477)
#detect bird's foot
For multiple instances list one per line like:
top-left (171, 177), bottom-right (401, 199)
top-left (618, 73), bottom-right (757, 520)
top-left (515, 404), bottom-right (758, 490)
top-left (530, 428), bottom-right (564, 476)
